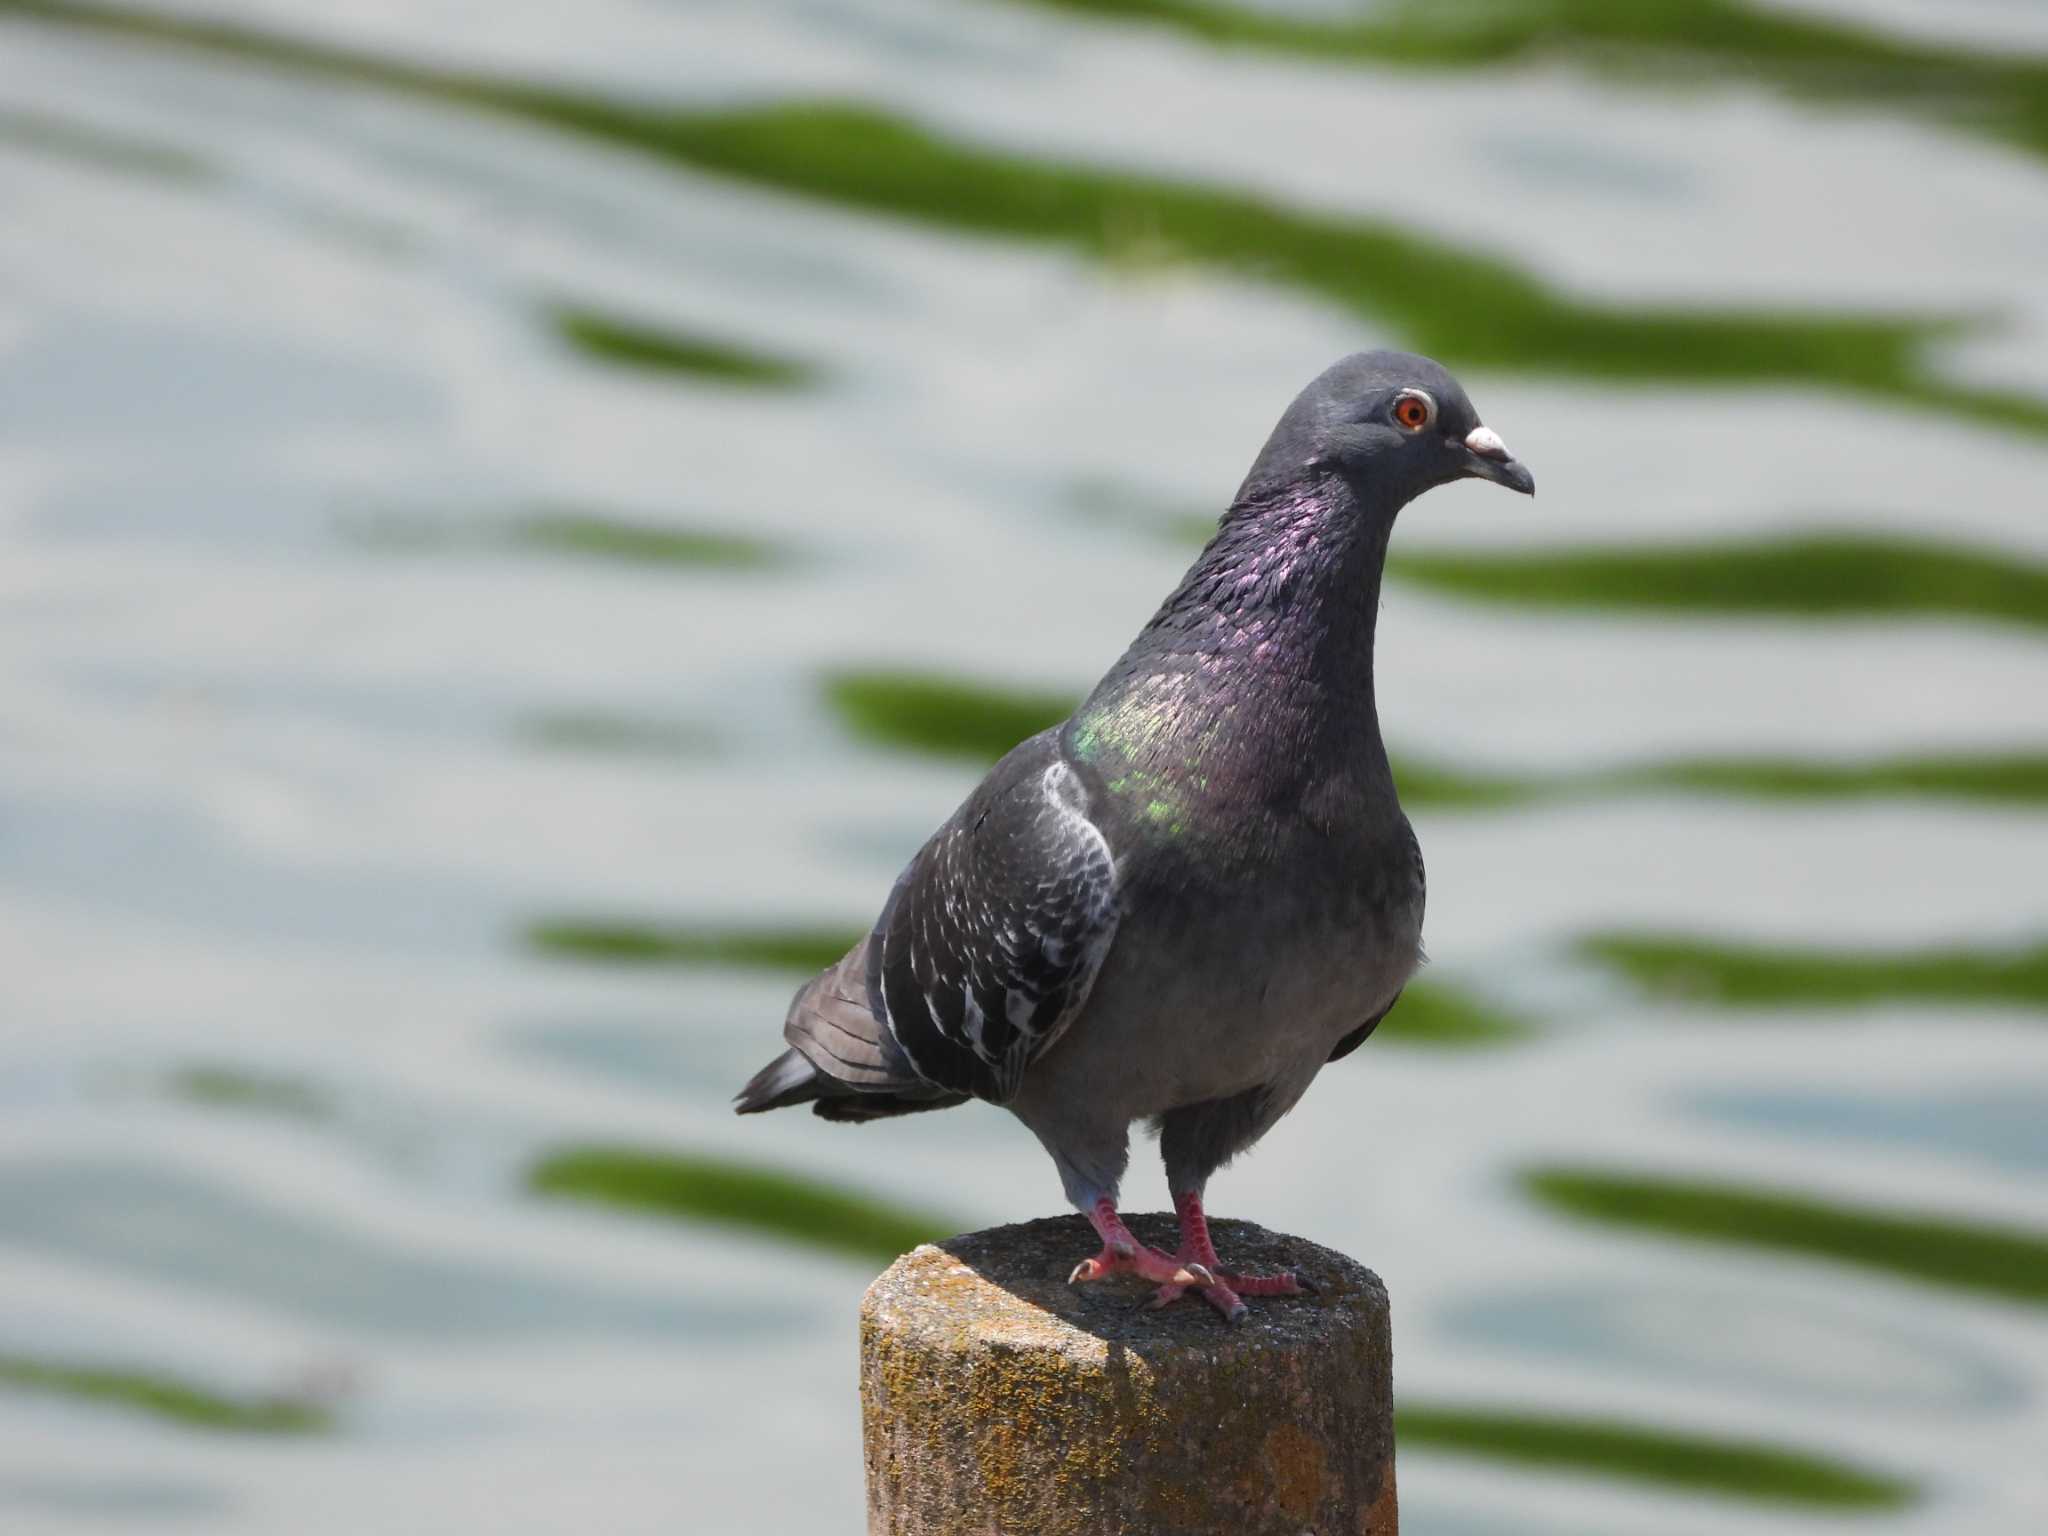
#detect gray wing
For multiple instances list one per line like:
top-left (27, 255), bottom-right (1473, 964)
top-left (870, 730), bottom-right (1119, 1103)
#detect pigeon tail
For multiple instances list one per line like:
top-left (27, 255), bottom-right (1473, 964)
top-left (734, 945), bottom-right (968, 1122)
top-left (734, 1048), bottom-right (820, 1114)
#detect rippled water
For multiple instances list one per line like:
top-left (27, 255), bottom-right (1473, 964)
top-left (3, 2), bottom-right (2047, 1532)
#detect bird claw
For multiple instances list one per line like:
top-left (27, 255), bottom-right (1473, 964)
top-left (1139, 1257), bottom-right (1318, 1319)
top-left (1070, 1242), bottom-right (1192, 1289)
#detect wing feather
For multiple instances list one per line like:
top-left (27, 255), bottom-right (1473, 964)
top-left (871, 732), bottom-right (1118, 1102)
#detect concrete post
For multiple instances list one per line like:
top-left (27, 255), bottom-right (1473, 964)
top-left (859, 1213), bottom-right (1396, 1535)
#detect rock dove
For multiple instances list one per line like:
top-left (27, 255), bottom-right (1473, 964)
top-left (738, 351), bottom-right (1533, 1321)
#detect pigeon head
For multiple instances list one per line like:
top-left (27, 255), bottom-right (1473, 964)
top-left (1237, 350), bottom-right (1534, 506)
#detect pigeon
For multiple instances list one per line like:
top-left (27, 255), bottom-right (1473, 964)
top-left (738, 351), bottom-right (1533, 1321)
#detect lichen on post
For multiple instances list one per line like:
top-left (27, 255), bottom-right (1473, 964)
top-left (859, 1214), bottom-right (1396, 1535)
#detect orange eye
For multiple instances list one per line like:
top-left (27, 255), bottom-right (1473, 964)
top-left (1393, 392), bottom-right (1433, 431)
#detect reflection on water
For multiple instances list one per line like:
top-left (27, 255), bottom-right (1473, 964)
top-left (165, 1065), bottom-right (333, 1121)
top-left (0, 1474), bottom-right (231, 1521)
top-left (528, 1144), bottom-right (955, 1263)
top-left (976, 0), bottom-right (2048, 173)
top-left (1394, 1401), bottom-right (1913, 1510)
top-left (1691, 1085), bottom-right (2048, 1175)
top-left (1389, 533), bottom-right (2048, 629)
top-left (0, 1354), bottom-right (333, 1435)
top-left (1445, 1281), bottom-right (2026, 1415)
top-left (0, 1161), bottom-right (789, 1338)
top-left (346, 506), bottom-right (793, 571)
top-left (548, 302), bottom-right (818, 388)
top-left (513, 1014), bottom-right (742, 1098)
top-left (1579, 932), bottom-right (2048, 1010)
top-left (1527, 1165), bottom-right (2048, 1306)
top-left (2, 0), bottom-right (2046, 1532)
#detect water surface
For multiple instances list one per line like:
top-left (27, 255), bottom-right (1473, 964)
top-left (2, 2), bottom-right (2045, 1532)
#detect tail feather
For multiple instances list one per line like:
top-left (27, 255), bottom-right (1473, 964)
top-left (811, 1086), bottom-right (968, 1123)
top-left (734, 1048), bottom-right (821, 1114)
top-left (733, 944), bottom-right (967, 1123)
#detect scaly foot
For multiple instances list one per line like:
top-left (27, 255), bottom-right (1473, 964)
top-left (1147, 1264), bottom-right (1317, 1324)
top-left (1146, 1190), bottom-right (1319, 1324)
top-left (1068, 1245), bottom-right (1215, 1288)
top-left (1066, 1197), bottom-right (1216, 1289)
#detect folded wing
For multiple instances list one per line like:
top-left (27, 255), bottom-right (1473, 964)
top-left (873, 731), bottom-right (1120, 1103)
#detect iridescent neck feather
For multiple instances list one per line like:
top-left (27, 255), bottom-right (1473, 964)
top-left (1066, 473), bottom-right (1398, 835)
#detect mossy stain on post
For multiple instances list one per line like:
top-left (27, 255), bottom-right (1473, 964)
top-left (859, 1214), bottom-right (1395, 1534)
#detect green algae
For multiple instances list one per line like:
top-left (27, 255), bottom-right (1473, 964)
top-left (509, 510), bottom-right (785, 569)
top-left (984, 0), bottom-right (2048, 172)
top-left (0, 104), bottom-right (209, 180)
top-left (7, 1), bottom-right (2044, 433)
top-left (1390, 757), bottom-right (1535, 810)
top-left (1580, 933), bottom-right (2048, 1010)
top-left (344, 506), bottom-right (785, 569)
top-left (523, 914), bottom-right (1529, 1048)
top-left (1398, 1400), bottom-right (1912, 1508)
top-left (548, 303), bottom-right (813, 388)
top-left (1526, 1166), bottom-right (2048, 1306)
top-left (827, 669), bottom-right (2048, 808)
top-left (0, 1355), bottom-right (331, 1434)
top-left (1399, 748), bottom-right (2048, 808)
top-left (167, 1065), bottom-right (330, 1120)
top-left (1377, 983), bottom-right (1533, 1047)
top-left (522, 920), bottom-right (859, 973)
top-left (1389, 533), bottom-right (2048, 628)
top-left (564, 100), bottom-right (2028, 429)
top-left (513, 710), bottom-right (718, 758)
top-left (1594, 750), bottom-right (2048, 804)
top-left (823, 668), bottom-right (1073, 763)
top-left (527, 1144), bottom-right (955, 1262)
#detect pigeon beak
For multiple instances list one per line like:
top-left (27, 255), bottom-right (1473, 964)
top-left (1461, 424), bottom-right (1534, 496)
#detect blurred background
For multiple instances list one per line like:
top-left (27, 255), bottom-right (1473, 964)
top-left (3, 0), bottom-right (2047, 1532)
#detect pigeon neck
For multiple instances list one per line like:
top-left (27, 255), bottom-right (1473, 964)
top-left (1072, 473), bottom-right (1399, 806)
top-left (1159, 474), bottom-right (1391, 676)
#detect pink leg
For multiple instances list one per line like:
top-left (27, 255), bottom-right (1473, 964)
top-left (1067, 1197), bottom-right (1216, 1289)
top-left (1149, 1190), bottom-right (1317, 1323)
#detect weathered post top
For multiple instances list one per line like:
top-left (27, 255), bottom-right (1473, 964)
top-left (860, 1213), bottom-right (1395, 1536)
